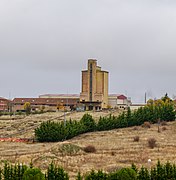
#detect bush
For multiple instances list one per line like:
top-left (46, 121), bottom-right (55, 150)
top-left (85, 170), bottom-right (107, 180)
top-left (133, 136), bottom-right (140, 142)
top-left (161, 121), bottom-right (167, 126)
top-left (76, 172), bottom-right (83, 180)
top-left (142, 122), bottom-right (151, 128)
top-left (148, 138), bottom-right (157, 149)
top-left (47, 163), bottom-right (69, 180)
top-left (133, 126), bottom-right (139, 131)
top-left (22, 167), bottom-right (45, 180)
top-left (83, 145), bottom-right (96, 153)
top-left (109, 168), bottom-right (137, 180)
top-left (59, 143), bottom-right (81, 155)
top-left (80, 114), bottom-right (96, 132)
top-left (162, 127), bottom-right (167, 131)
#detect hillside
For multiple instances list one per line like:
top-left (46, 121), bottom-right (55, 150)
top-left (0, 111), bottom-right (176, 179)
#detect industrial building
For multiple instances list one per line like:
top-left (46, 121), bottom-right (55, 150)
top-left (108, 94), bottom-right (131, 109)
top-left (80, 59), bottom-right (109, 110)
top-left (0, 97), bottom-right (11, 112)
top-left (13, 96), bottom-right (79, 112)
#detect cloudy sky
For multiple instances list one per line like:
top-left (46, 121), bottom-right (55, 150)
top-left (1, 0), bottom-right (176, 103)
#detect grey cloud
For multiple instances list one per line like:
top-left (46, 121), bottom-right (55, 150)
top-left (0, 0), bottom-right (176, 102)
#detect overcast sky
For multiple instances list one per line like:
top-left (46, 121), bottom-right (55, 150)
top-left (1, 0), bottom-right (176, 103)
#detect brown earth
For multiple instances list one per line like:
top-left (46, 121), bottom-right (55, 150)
top-left (0, 111), bottom-right (176, 179)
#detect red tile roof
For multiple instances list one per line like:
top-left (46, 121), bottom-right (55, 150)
top-left (117, 95), bottom-right (127, 100)
top-left (13, 98), bottom-right (78, 105)
top-left (109, 94), bottom-right (127, 100)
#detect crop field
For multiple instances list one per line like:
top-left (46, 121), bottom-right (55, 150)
top-left (0, 111), bottom-right (176, 179)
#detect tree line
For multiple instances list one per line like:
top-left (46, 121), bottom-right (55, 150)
top-left (35, 95), bottom-right (175, 142)
top-left (1, 161), bottom-right (176, 179)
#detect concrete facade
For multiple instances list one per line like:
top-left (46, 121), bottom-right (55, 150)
top-left (80, 59), bottom-right (109, 110)
top-left (108, 94), bottom-right (131, 109)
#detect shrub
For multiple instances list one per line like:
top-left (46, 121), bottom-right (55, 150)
top-left (142, 122), bottom-right (151, 128)
top-left (133, 136), bottom-right (140, 142)
top-left (85, 170), bottom-right (107, 180)
top-left (59, 143), bottom-right (81, 155)
top-left (161, 121), bottom-right (167, 126)
top-left (137, 166), bottom-right (150, 180)
top-left (24, 102), bottom-right (31, 115)
top-left (76, 172), bottom-right (83, 180)
top-left (47, 163), bottom-right (69, 180)
top-left (111, 151), bottom-right (115, 156)
top-left (133, 126), bottom-right (139, 131)
top-left (80, 114), bottom-right (96, 132)
top-left (83, 145), bottom-right (96, 153)
top-left (162, 127), bottom-right (167, 131)
top-left (108, 168), bottom-right (137, 180)
top-left (22, 167), bottom-right (45, 180)
top-left (148, 138), bottom-right (157, 149)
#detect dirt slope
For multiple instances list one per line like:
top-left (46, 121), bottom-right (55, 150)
top-left (0, 112), bottom-right (176, 179)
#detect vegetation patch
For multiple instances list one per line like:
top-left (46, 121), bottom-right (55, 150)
top-left (148, 138), bottom-right (157, 149)
top-left (83, 145), bottom-right (96, 153)
top-left (35, 97), bottom-right (175, 142)
top-left (59, 143), bottom-right (81, 156)
top-left (133, 136), bottom-right (140, 142)
top-left (142, 122), bottom-right (151, 128)
top-left (1, 161), bottom-right (175, 180)
top-left (162, 126), bottom-right (167, 131)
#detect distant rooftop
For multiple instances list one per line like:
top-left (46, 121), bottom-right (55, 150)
top-left (0, 97), bottom-right (10, 101)
top-left (108, 94), bottom-right (121, 97)
top-left (39, 94), bottom-right (80, 98)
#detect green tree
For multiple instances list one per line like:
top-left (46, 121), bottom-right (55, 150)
top-left (109, 168), bottom-right (137, 180)
top-left (80, 114), bottom-right (96, 132)
top-left (137, 166), bottom-right (150, 180)
top-left (46, 163), bottom-right (69, 180)
top-left (161, 93), bottom-right (172, 103)
top-left (76, 172), bottom-right (83, 180)
top-left (24, 102), bottom-right (31, 115)
top-left (22, 167), bottom-right (45, 180)
top-left (85, 170), bottom-right (107, 180)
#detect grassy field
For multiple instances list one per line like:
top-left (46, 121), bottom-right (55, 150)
top-left (0, 111), bottom-right (176, 179)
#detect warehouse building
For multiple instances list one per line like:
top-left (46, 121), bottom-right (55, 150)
top-left (13, 97), bottom-right (79, 112)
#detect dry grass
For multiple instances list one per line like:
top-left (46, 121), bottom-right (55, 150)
top-left (1, 112), bottom-right (176, 179)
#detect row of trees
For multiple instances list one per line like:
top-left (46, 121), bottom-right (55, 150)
top-left (35, 97), bottom-right (175, 142)
top-left (1, 161), bottom-right (176, 179)
top-left (35, 114), bottom-right (96, 142)
top-left (81, 161), bottom-right (176, 180)
top-left (0, 162), bottom-right (68, 180)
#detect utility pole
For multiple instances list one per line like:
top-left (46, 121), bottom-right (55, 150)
top-left (64, 109), bottom-right (66, 126)
top-left (145, 92), bottom-right (147, 104)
